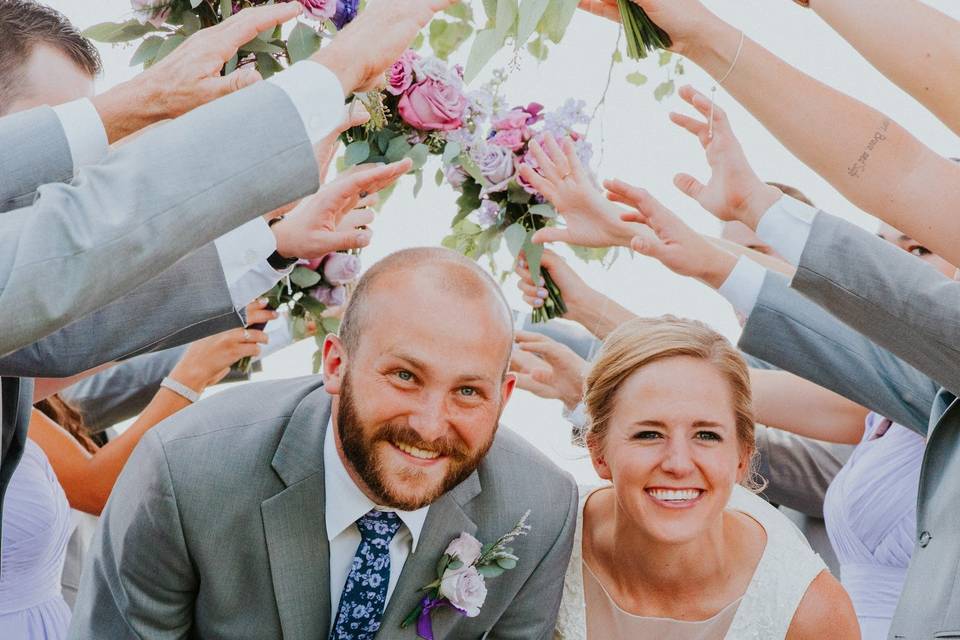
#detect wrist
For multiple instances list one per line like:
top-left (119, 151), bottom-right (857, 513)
top-left (311, 47), bottom-right (356, 96)
top-left (697, 247), bottom-right (739, 290)
top-left (270, 218), bottom-right (295, 259)
top-left (682, 15), bottom-right (740, 75)
top-left (168, 365), bottom-right (207, 394)
top-left (91, 75), bottom-right (166, 144)
top-left (740, 184), bottom-right (784, 231)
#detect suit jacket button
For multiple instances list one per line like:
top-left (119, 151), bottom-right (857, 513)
top-left (919, 530), bottom-right (932, 547)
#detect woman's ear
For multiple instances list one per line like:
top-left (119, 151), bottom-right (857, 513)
top-left (589, 437), bottom-right (613, 481)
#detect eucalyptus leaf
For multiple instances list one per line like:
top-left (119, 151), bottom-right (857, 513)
top-left (478, 564), bottom-right (506, 579)
top-left (524, 239), bottom-right (544, 283)
top-left (442, 141), bottom-right (462, 165)
top-left (255, 52), bottom-right (284, 79)
top-left (287, 22), bottom-right (321, 63)
top-left (413, 169), bottom-right (424, 197)
top-left (435, 554), bottom-right (451, 579)
top-left (653, 79), bottom-right (675, 102)
top-left (626, 71), bottom-right (648, 86)
top-left (496, 556), bottom-right (518, 570)
top-left (443, 3), bottom-right (473, 21)
top-left (154, 35), bottom-right (187, 62)
top-left (494, 0), bottom-right (518, 42)
top-left (527, 37), bottom-right (548, 61)
top-left (298, 294), bottom-right (327, 318)
top-left (658, 50), bottom-right (673, 66)
top-left (465, 28), bottom-right (503, 83)
top-left (129, 36), bottom-right (163, 67)
top-left (312, 350), bottom-right (323, 374)
top-left (429, 20), bottom-right (473, 60)
top-left (435, 168), bottom-right (445, 187)
top-left (181, 10), bottom-right (201, 35)
top-left (539, 0), bottom-right (579, 44)
top-left (529, 203), bottom-right (557, 219)
top-left (321, 317), bottom-right (341, 334)
top-left (516, 0), bottom-right (550, 45)
top-left (406, 143), bottom-right (430, 171)
top-left (344, 141), bottom-right (371, 166)
top-left (386, 136), bottom-right (413, 163)
top-left (240, 38), bottom-right (284, 54)
top-left (83, 20), bottom-right (159, 43)
top-left (190, 0), bottom-right (203, 8)
top-left (504, 223), bottom-right (526, 258)
top-left (290, 267), bottom-right (323, 288)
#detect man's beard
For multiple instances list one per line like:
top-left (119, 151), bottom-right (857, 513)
top-left (336, 373), bottom-right (495, 511)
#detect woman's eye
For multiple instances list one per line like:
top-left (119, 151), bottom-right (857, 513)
top-left (695, 431), bottom-right (722, 442)
top-left (633, 431), bottom-right (663, 440)
top-left (910, 245), bottom-right (931, 257)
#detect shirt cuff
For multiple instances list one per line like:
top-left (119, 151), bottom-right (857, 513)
top-left (755, 195), bottom-right (818, 266)
top-left (717, 255), bottom-right (768, 318)
top-left (254, 315), bottom-right (295, 362)
top-left (51, 98), bottom-right (108, 175)
top-left (268, 60), bottom-right (346, 144)
top-left (214, 218), bottom-right (287, 309)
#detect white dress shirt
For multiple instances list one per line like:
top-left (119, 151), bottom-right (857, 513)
top-left (323, 420), bottom-right (430, 628)
top-left (718, 195), bottom-right (820, 317)
top-left (50, 60), bottom-right (347, 313)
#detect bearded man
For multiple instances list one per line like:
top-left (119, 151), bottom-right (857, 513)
top-left (69, 247), bottom-right (578, 640)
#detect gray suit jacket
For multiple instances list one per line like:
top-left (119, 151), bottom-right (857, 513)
top-left (0, 80), bottom-right (318, 357)
top-left (769, 211), bottom-right (959, 639)
top-left (0, 105), bottom-right (73, 212)
top-left (69, 378), bottom-right (578, 640)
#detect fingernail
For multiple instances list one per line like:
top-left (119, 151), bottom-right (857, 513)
top-left (537, 288), bottom-right (548, 299)
top-left (258, 297), bottom-right (268, 305)
top-left (534, 299), bottom-right (543, 307)
top-left (518, 258), bottom-right (526, 268)
top-left (539, 277), bottom-right (545, 286)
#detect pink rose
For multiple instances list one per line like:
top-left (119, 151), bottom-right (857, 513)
top-left (387, 50), bottom-right (420, 96)
top-left (298, 0), bottom-right (336, 20)
top-left (491, 110), bottom-right (531, 132)
top-left (398, 79), bottom-right (467, 132)
top-left (439, 566), bottom-right (487, 617)
top-left (490, 128), bottom-right (525, 152)
top-left (444, 532), bottom-right (483, 565)
top-left (311, 284), bottom-right (346, 307)
top-left (321, 252), bottom-right (361, 285)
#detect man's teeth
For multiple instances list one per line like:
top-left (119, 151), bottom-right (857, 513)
top-left (647, 489), bottom-right (702, 502)
top-left (396, 442), bottom-right (441, 460)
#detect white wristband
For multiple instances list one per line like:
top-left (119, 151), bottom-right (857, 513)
top-left (161, 377), bottom-right (201, 403)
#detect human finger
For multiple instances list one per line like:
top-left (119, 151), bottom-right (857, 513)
top-left (246, 306), bottom-right (278, 326)
top-left (527, 139), bottom-right (563, 183)
top-left (543, 134), bottom-right (572, 178)
top-left (530, 227), bottom-right (573, 245)
top-left (214, 2), bottom-right (303, 51)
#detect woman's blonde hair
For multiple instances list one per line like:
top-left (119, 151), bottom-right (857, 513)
top-left (584, 316), bottom-right (764, 490)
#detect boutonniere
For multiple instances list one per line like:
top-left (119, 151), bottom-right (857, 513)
top-left (400, 510), bottom-right (532, 639)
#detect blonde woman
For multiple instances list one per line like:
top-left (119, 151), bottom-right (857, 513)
top-left (555, 317), bottom-right (858, 639)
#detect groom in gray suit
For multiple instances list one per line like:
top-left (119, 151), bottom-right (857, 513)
top-left (70, 247), bottom-right (578, 640)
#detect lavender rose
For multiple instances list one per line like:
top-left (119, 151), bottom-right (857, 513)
top-left (321, 252), bottom-right (361, 285)
top-left (131, 0), bottom-right (171, 27)
top-left (470, 200), bottom-right (501, 228)
top-left (439, 566), bottom-right (487, 618)
top-left (444, 532), bottom-right (483, 565)
top-left (398, 79), bottom-right (467, 132)
top-left (387, 50), bottom-right (420, 96)
top-left (297, 0), bottom-right (336, 21)
top-left (470, 142), bottom-right (516, 194)
top-left (311, 284), bottom-right (347, 307)
top-left (444, 164), bottom-right (469, 190)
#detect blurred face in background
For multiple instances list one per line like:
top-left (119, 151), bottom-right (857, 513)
top-left (5, 44), bottom-right (94, 115)
top-left (877, 223), bottom-right (957, 279)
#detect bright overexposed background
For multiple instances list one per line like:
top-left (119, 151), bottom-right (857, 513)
top-left (50, 0), bottom-right (960, 482)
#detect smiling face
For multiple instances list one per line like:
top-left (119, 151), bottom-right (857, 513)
top-left (323, 260), bottom-right (515, 511)
top-left (591, 355), bottom-right (748, 545)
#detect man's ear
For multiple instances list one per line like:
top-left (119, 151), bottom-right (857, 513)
top-left (500, 372), bottom-right (517, 408)
top-left (322, 334), bottom-right (346, 395)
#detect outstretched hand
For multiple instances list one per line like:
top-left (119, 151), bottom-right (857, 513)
top-left (604, 178), bottom-right (738, 289)
top-left (577, 0), bottom-right (719, 55)
top-left (519, 134), bottom-right (639, 249)
top-left (510, 331), bottom-right (588, 411)
top-left (272, 159), bottom-right (411, 259)
top-left (515, 249), bottom-right (593, 317)
top-left (670, 85), bottom-right (783, 229)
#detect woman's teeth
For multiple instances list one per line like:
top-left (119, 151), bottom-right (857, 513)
top-left (647, 488), bottom-right (702, 502)
top-left (396, 442), bottom-right (441, 460)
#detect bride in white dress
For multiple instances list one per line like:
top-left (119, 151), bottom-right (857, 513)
top-left (553, 317), bottom-right (859, 639)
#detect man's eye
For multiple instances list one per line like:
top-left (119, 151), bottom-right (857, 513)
top-left (696, 431), bottom-right (722, 442)
top-left (459, 387), bottom-right (478, 397)
top-left (396, 370), bottom-right (414, 382)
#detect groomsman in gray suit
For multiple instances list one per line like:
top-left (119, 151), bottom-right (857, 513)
top-left (70, 248), bottom-right (578, 640)
top-left (0, 0), bottom-right (455, 539)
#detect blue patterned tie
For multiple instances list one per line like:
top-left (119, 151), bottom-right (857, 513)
top-left (332, 509), bottom-right (402, 639)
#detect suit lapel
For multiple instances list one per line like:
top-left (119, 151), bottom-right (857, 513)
top-left (378, 472), bottom-right (482, 640)
top-left (262, 387), bottom-right (333, 640)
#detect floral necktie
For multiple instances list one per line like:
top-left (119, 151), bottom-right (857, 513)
top-left (332, 509), bottom-right (402, 639)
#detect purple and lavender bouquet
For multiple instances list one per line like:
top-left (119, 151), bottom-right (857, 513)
top-left (236, 251), bottom-right (361, 374)
top-left (440, 91), bottom-right (596, 322)
top-left (339, 49), bottom-right (468, 196)
top-left (85, 0), bottom-right (359, 77)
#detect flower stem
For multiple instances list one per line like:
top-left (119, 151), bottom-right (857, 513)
top-left (616, 0), bottom-right (671, 60)
top-left (531, 270), bottom-right (567, 323)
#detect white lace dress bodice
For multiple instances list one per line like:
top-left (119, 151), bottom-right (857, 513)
top-left (554, 484), bottom-right (827, 640)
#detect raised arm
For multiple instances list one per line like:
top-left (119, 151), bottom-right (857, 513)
top-left (579, 0), bottom-right (960, 267)
top-left (808, 0), bottom-right (960, 135)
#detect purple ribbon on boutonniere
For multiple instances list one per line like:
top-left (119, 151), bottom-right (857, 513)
top-left (416, 595), bottom-right (458, 640)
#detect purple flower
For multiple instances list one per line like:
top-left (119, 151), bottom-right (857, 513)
top-left (331, 0), bottom-right (359, 30)
top-left (387, 50), bottom-right (420, 96)
top-left (469, 142), bottom-right (516, 195)
top-left (444, 164), bottom-right (469, 190)
top-left (489, 128), bottom-right (525, 152)
top-left (131, 0), bottom-right (171, 27)
top-left (470, 200), bottom-right (501, 228)
top-left (398, 79), bottom-right (467, 132)
top-left (321, 252), bottom-right (361, 285)
top-left (311, 284), bottom-right (347, 307)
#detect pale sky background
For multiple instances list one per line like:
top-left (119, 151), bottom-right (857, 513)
top-left (51, 0), bottom-right (960, 482)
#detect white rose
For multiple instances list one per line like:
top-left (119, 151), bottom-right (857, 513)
top-left (439, 566), bottom-right (487, 617)
top-left (444, 532), bottom-right (483, 565)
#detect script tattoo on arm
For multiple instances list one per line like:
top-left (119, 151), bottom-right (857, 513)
top-left (847, 117), bottom-right (892, 179)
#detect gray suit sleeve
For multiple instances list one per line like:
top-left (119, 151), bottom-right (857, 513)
top-left (0, 243), bottom-right (239, 378)
top-left (68, 430), bottom-right (196, 640)
top-left (753, 424), bottom-right (851, 518)
top-left (487, 476), bottom-right (577, 640)
top-left (0, 106), bottom-right (73, 212)
top-left (739, 270), bottom-right (939, 435)
top-left (793, 211), bottom-right (960, 396)
top-left (0, 80), bottom-right (318, 356)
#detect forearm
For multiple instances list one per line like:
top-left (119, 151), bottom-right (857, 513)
top-left (685, 18), bottom-right (960, 266)
top-left (91, 76), bottom-right (168, 144)
top-left (811, 0), bottom-right (960, 135)
top-left (750, 369), bottom-right (868, 445)
top-left (33, 362), bottom-right (116, 403)
top-left (567, 288), bottom-right (637, 340)
top-left (708, 237), bottom-right (794, 277)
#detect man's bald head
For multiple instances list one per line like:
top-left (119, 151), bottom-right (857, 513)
top-left (339, 247), bottom-right (514, 367)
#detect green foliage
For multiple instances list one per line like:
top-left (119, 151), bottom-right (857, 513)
top-left (129, 36), bottom-right (163, 67)
top-left (626, 71), bottom-right (648, 86)
top-left (289, 267), bottom-right (322, 289)
top-left (654, 79), bottom-right (675, 102)
top-left (154, 35), bottom-right (187, 62)
top-left (287, 22), bottom-right (322, 63)
top-left (83, 20), bottom-right (162, 43)
top-left (344, 141), bottom-right (371, 166)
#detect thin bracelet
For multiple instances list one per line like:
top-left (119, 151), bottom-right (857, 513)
top-left (160, 376), bottom-right (201, 403)
top-left (709, 30), bottom-right (746, 139)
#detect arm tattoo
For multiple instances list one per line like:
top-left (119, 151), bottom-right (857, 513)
top-left (847, 117), bottom-right (891, 179)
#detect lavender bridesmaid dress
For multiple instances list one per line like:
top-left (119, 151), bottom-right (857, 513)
top-left (823, 412), bottom-right (924, 639)
top-left (0, 440), bottom-right (73, 639)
